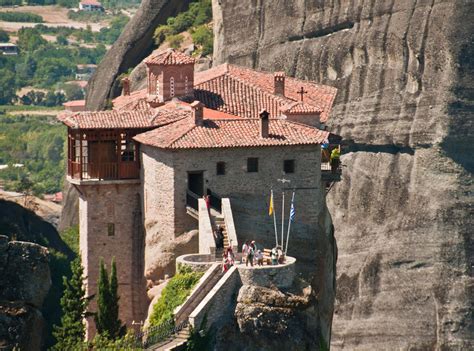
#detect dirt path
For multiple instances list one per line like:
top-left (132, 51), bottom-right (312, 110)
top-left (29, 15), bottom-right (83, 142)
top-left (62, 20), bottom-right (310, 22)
top-left (6, 110), bottom-right (61, 116)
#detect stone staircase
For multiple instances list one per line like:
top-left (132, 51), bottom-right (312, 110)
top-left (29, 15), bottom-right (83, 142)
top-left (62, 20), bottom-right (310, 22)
top-left (213, 215), bottom-right (229, 260)
top-left (145, 264), bottom-right (223, 351)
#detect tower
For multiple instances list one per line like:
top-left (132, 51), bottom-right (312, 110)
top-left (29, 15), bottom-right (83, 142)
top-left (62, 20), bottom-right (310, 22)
top-left (63, 122), bottom-right (149, 338)
top-left (144, 48), bottom-right (195, 103)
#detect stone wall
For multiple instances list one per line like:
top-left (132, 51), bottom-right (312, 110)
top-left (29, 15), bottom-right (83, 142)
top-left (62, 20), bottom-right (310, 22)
top-left (212, 0), bottom-right (474, 349)
top-left (198, 198), bottom-right (215, 254)
top-left (222, 198), bottom-right (238, 252)
top-left (171, 145), bottom-right (325, 273)
top-left (237, 256), bottom-right (296, 289)
top-left (189, 266), bottom-right (241, 330)
top-left (78, 181), bottom-right (147, 337)
top-left (141, 146), bottom-right (198, 282)
top-left (175, 254), bottom-right (215, 273)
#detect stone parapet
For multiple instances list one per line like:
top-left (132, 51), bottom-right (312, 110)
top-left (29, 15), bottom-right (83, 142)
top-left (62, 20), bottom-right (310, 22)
top-left (175, 253), bottom-right (215, 273)
top-left (198, 198), bottom-right (215, 255)
top-left (189, 266), bottom-right (241, 330)
top-left (237, 256), bottom-right (296, 289)
top-left (221, 198), bottom-right (238, 252)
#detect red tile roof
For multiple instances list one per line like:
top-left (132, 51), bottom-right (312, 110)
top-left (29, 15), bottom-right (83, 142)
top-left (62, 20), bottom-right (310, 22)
top-left (58, 108), bottom-right (190, 129)
top-left (195, 64), bottom-right (336, 122)
top-left (112, 64), bottom-right (336, 122)
top-left (134, 117), bottom-right (330, 149)
top-left (63, 100), bottom-right (86, 107)
top-left (194, 73), bottom-right (288, 119)
top-left (280, 101), bottom-right (322, 114)
top-left (144, 49), bottom-right (195, 66)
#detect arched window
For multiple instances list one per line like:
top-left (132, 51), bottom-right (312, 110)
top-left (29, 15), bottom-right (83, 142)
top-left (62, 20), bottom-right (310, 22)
top-left (185, 76), bottom-right (188, 94)
top-left (170, 77), bottom-right (175, 97)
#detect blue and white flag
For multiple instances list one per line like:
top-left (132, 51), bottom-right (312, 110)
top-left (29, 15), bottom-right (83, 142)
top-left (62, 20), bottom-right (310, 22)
top-left (289, 201), bottom-right (295, 222)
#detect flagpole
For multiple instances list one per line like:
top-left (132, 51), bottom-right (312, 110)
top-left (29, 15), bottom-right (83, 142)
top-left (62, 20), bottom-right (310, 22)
top-left (271, 189), bottom-right (278, 247)
top-left (285, 190), bottom-right (295, 254)
top-left (281, 190), bottom-right (285, 249)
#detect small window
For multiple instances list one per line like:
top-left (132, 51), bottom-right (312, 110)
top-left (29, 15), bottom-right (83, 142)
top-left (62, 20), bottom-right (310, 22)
top-left (284, 160), bottom-right (295, 174)
top-left (247, 158), bottom-right (259, 173)
top-left (107, 223), bottom-right (115, 236)
top-left (216, 162), bottom-right (226, 175)
top-left (170, 77), bottom-right (175, 97)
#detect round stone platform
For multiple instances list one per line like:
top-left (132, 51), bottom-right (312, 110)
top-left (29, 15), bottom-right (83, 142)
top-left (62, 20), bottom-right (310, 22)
top-left (237, 256), bottom-right (296, 288)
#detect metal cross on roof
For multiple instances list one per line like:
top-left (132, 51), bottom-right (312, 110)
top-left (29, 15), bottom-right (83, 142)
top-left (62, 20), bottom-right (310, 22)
top-left (297, 87), bottom-right (308, 102)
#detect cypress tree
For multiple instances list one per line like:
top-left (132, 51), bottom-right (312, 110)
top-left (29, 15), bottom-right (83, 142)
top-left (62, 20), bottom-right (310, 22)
top-left (52, 257), bottom-right (88, 349)
top-left (95, 257), bottom-right (125, 339)
top-left (95, 258), bottom-right (111, 336)
top-left (109, 257), bottom-right (125, 338)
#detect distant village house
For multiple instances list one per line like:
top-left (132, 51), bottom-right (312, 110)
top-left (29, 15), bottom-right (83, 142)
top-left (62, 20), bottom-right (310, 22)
top-left (75, 64), bottom-right (97, 80)
top-left (0, 43), bottom-right (18, 56)
top-left (79, 0), bottom-right (104, 12)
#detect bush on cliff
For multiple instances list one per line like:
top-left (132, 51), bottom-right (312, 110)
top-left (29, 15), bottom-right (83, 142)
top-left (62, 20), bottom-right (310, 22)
top-left (149, 267), bottom-right (204, 327)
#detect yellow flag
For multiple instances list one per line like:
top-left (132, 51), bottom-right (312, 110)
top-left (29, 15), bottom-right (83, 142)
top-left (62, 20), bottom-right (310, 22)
top-left (269, 190), bottom-right (274, 216)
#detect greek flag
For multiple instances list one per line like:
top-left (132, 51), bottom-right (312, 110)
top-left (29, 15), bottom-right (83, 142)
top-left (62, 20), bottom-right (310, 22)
top-left (289, 201), bottom-right (295, 222)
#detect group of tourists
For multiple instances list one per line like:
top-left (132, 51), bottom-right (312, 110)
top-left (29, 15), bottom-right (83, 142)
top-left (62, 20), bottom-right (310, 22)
top-left (242, 240), bottom-right (260, 267)
top-left (214, 225), bottom-right (224, 249)
top-left (242, 241), bottom-right (285, 267)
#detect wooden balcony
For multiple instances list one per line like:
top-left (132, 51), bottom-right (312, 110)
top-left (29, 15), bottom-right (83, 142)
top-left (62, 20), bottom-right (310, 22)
top-left (68, 160), bottom-right (140, 181)
top-left (66, 128), bottom-right (143, 183)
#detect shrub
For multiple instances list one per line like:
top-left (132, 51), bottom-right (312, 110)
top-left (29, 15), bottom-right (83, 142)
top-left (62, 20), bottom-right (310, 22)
top-left (191, 25), bottom-right (213, 56)
top-left (149, 270), bottom-right (203, 327)
top-left (0, 29), bottom-right (9, 43)
top-left (0, 12), bottom-right (44, 23)
top-left (166, 34), bottom-right (184, 49)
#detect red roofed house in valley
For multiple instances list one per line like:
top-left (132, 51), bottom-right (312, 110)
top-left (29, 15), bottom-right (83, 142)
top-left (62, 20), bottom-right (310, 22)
top-left (79, 0), bottom-right (104, 12)
top-left (58, 49), bottom-right (342, 339)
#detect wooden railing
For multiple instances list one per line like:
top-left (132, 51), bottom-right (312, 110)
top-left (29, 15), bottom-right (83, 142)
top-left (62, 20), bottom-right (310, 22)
top-left (68, 160), bottom-right (139, 180)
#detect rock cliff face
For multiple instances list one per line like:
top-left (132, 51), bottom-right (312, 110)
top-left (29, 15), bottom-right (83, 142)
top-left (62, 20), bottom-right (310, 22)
top-left (0, 235), bottom-right (51, 350)
top-left (213, 0), bottom-right (473, 349)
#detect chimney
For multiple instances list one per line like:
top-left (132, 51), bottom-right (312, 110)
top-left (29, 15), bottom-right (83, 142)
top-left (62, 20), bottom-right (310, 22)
top-left (259, 109), bottom-right (269, 138)
top-left (121, 77), bottom-right (130, 96)
top-left (191, 101), bottom-right (204, 126)
top-left (274, 72), bottom-right (285, 96)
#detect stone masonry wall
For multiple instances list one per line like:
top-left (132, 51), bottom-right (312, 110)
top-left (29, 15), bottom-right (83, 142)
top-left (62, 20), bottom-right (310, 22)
top-left (171, 145), bottom-right (324, 274)
top-left (141, 145), bottom-right (198, 281)
top-left (78, 182), bottom-right (147, 338)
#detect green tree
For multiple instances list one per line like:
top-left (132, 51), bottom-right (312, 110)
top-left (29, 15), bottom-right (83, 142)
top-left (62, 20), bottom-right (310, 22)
top-left (0, 69), bottom-right (16, 104)
top-left (52, 257), bottom-right (88, 350)
top-left (17, 28), bottom-right (47, 52)
top-left (95, 258), bottom-right (125, 339)
top-left (0, 29), bottom-right (9, 42)
top-left (167, 34), bottom-right (184, 49)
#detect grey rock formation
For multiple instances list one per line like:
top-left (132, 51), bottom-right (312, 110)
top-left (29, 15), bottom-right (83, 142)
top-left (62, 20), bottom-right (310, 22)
top-left (85, 0), bottom-right (193, 111)
top-left (0, 235), bottom-right (51, 350)
top-left (213, 0), bottom-right (473, 349)
top-left (214, 283), bottom-right (323, 351)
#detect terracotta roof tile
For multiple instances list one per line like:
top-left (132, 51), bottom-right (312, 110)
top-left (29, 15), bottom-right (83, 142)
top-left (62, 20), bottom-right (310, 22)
top-left (195, 64), bottom-right (336, 122)
top-left (280, 101), bottom-right (322, 114)
top-left (134, 117), bottom-right (330, 149)
top-left (144, 49), bottom-right (195, 66)
top-left (58, 108), bottom-right (190, 129)
top-left (194, 74), bottom-right (288, 119)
